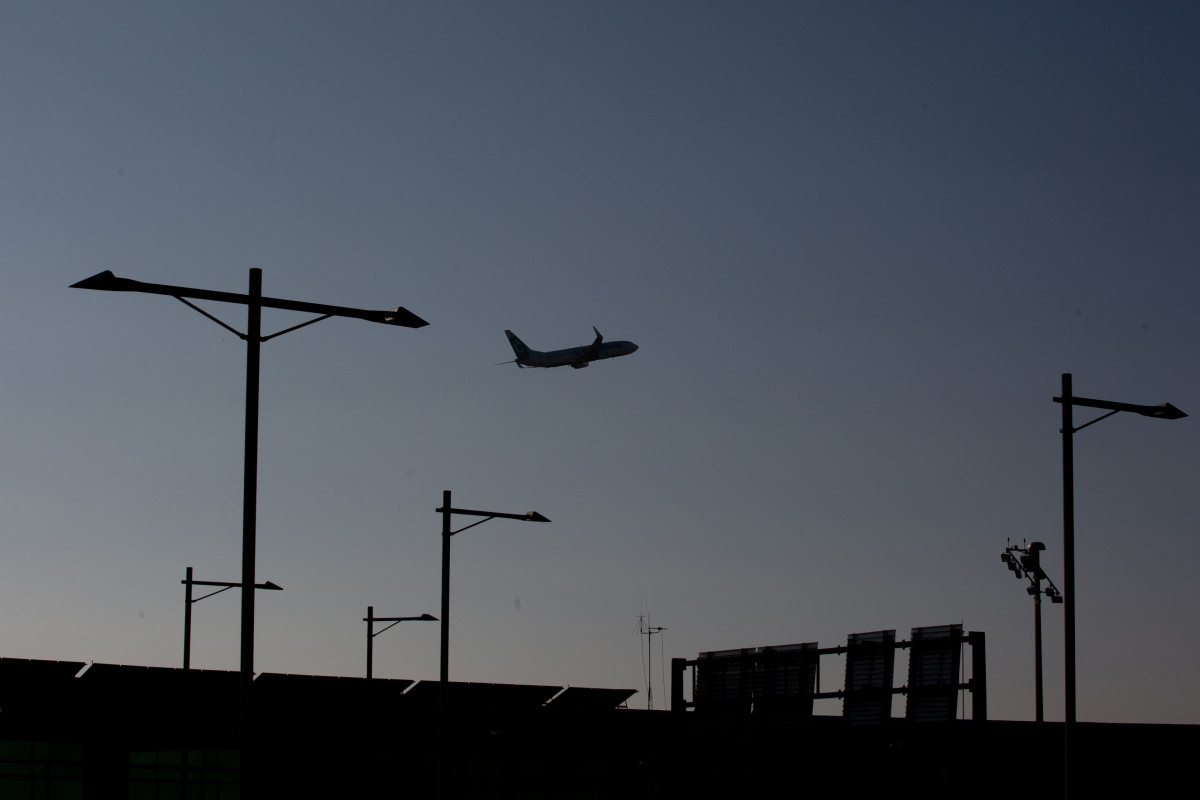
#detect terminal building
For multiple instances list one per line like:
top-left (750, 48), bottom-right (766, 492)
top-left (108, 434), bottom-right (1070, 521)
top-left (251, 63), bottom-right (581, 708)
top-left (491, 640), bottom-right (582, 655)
top-left (2, 624), bottom-right (1194, 798)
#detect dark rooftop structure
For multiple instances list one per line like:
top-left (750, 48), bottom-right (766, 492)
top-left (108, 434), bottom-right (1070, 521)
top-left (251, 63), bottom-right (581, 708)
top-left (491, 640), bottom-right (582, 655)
top-left (1, 648), bottom-right (1195, 798)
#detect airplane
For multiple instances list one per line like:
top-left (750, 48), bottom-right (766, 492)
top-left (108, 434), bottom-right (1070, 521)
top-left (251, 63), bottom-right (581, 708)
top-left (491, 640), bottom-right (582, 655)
top-left (502, 327), bottom-right (638, 369)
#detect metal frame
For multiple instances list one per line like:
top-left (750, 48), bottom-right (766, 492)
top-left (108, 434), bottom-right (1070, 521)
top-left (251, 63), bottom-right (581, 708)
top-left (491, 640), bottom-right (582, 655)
top-left (672, 628), bottom-right (987, 723)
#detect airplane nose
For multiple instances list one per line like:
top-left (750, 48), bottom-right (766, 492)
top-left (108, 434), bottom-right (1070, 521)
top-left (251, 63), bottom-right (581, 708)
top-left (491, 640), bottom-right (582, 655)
top-left (630, 343), bottom-right (639, 353)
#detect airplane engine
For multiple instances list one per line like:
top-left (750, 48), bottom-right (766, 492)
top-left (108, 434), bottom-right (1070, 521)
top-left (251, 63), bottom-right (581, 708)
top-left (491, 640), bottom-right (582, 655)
top-left (571, 362), bottom-right (590, 369)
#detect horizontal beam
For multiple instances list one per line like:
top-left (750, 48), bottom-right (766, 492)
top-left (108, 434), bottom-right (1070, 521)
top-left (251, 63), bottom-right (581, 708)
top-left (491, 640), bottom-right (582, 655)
top-left (437, 507), bottom-right (550, 522)
top-left (72, 271), bottom-right (428, 328)
top-left (183, 579), bottom-right (282, 590)
top-left (1054, 395), bottom-right (1186, 419)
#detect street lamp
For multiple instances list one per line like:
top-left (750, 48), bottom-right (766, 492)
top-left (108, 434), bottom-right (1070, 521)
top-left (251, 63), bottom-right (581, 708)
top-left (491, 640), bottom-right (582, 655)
top-left (73, 269), bottom-right (426, 795)
top-left (436, 490), bottom-right (550, 684)
top-left (363, 607), bottom-right (437, 679)
top-left (999, 542), bottom-right (1062, 722)
top-left (1054, 373), bottom-right (1185, 797)
top-left (183, 566), bottom-right (282, 670)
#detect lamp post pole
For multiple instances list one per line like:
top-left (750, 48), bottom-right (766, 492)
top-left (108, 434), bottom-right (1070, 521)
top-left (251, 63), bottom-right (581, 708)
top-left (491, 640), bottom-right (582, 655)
top-left (435, 491), bottom-right (550, 685)
top-left (241, 269), bottom-right (261, 705)
top-left (441, 490), bottom-right (452, 685)
top-left (182, 567), bottom-right (283, 670)
top-left (364, 607), bottom-right (436, 679)
top-left (185, 566), bottom-right (194, 671)
top-left (433, 492), bottom-right (548, 798)
top-left (1060, 374), bottom-right (1076, 791)
top-left (1054, 373), bottom-right (1185, 799)
top-left (72, 268), bottom-right (426, 797)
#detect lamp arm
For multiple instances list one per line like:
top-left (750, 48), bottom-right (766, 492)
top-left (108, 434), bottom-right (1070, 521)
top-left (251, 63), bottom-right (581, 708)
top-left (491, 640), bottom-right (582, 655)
top-left (261, 314), bottom-right (334, 342)
top-left (450, 516), bottom-right (495, 536)
top-left (174, 296), bottom-right (247, 339)
top-left (1070, 408), bottom-right (1120, 434)
top-left (191, 585), bottom-right (235, 603)
top-left (372, 620), bottom-right (403, 638)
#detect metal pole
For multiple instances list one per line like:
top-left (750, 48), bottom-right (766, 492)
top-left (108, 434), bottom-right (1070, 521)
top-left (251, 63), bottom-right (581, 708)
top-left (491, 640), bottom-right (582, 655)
top-left (438, 490), bottom-right (451, 800)
top-left (184, 566), bottom-right (193, 670)
top-left (366, 606), bottom-right (374, 679)
top-left (1061, 372), bottom-right (1075, 797)
top-left (647, 626), bottom-right (653, 710)
top-left (1034, 561), bottom-right (1044, 723)
top-left (440, 489), bottom-right (451, 685)
top-left (240, 268), bottom-right (262, 797)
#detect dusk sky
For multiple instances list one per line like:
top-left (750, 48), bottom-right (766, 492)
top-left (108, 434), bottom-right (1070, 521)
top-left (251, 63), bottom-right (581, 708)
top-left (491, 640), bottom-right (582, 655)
top-left (3, 2), bottom-right (1198, 723)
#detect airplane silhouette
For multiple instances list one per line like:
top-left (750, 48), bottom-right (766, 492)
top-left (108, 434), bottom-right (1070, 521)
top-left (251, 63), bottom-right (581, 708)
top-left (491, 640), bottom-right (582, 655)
top-left (502, 328), bottom-right (638, 369)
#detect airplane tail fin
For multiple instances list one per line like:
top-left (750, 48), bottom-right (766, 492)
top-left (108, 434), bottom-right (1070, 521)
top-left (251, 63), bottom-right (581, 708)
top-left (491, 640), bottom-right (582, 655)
top-left (504, 330), bottom-right (531, 362)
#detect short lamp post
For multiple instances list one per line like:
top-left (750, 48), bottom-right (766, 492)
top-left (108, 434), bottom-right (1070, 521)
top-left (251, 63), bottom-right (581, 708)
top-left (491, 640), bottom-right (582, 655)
top-left (436, 490), bottom-right (550, 685)
top-left (364, 607), bottom-right (437, 679)
top-left (1054, 373), bottom-right (1185, 798)
top-left (183, 566), bottom-right (282, 670)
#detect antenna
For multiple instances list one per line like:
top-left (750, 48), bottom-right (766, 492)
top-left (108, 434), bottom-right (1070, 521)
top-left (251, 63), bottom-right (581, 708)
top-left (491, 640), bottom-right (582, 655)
top-left (635, 615), bottom-right (667, 710)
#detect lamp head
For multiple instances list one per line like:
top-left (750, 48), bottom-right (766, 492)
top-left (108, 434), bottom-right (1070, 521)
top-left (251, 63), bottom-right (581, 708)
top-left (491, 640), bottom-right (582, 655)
top-left (1142, 403), bottom-right (1187, 420)
top-left (70, 270), bottom-right (129, 291)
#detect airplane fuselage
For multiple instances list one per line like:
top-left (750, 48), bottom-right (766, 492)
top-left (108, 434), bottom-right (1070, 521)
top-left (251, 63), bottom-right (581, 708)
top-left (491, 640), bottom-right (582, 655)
top-left (505, 329), bottom-right (638, 369)
top-left (523, 340), bottom-right (638, 368)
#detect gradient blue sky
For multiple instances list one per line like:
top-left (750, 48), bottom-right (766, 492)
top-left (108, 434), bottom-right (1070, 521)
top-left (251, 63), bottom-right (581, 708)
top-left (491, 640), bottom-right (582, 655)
top-left (3, 1), bottom-right (1198, 722)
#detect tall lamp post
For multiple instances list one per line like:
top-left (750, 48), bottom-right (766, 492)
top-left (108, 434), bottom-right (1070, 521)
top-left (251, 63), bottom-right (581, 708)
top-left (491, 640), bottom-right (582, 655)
top-left (1054, 373), bottom-right (1185, 797)
top-left (364, 607), bottom-right (437, 679)
top-left (436, 490), bottom-right (550, 684)
top-left (73, 269), bottom-right (426, 795)
top-left (183, 566), bottom-right (282, 670)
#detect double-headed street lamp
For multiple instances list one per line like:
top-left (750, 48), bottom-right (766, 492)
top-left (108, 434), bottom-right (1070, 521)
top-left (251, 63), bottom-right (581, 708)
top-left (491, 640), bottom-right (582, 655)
top-left (73, 269), bottom-right (425, 690)
top-left (1054, 373), bottom-right (1185, 797)
top-left (183, 566), bottom-right (282, 670)
top-left (363, 607), bottom-right (437, 679)
top-left (436, 490), bottom-right (549, 684)
top-left (73, 269), bottom-right (426, 794)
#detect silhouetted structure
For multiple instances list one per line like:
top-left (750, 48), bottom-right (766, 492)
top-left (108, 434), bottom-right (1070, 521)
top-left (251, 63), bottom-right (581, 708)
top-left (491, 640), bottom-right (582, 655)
top-left (182, 567), bottom-right (282, 670)
top-left (72, 270), bottom-right (428, 796)
top-left (1, 652), bottom-right (1196, 798)
top-left (1001, 541), bottom-right (1063, 721)
top-left (363, 606), bottom-right (436, 679)
top-left (436, 490), bottom-right (549, 685)
top-left (0, 657), bottom-right (634, 798)
top-left (675, 625), bottom-right (985, 724)
top-left (1054, 374), bottom-right (1186, 798)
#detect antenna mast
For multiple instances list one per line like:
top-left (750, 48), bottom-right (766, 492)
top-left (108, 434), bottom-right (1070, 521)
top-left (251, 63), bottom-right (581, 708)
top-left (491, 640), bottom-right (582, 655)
top-left (636, 615), bottom-right (667, 710)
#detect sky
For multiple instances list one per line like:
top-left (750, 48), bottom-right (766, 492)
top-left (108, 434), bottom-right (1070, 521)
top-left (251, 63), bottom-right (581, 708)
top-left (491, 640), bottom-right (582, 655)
top-left (2, 1), bottom-right (1198, 724)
